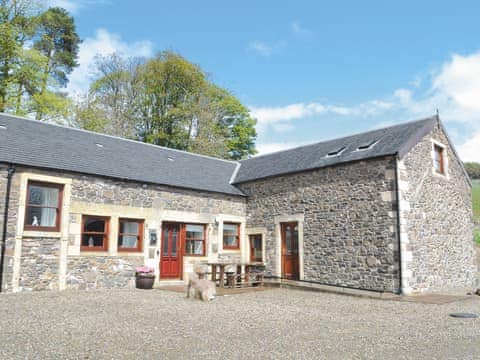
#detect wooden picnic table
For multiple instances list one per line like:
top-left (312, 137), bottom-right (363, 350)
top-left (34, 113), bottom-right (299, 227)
top-left (206, 261), bottom-right (265, 288)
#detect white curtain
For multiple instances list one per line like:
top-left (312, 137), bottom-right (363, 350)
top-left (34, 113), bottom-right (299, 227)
top-left (121, 222), bottom-right (139, 247)
top-left (40, 188), bottom-right (58, 226)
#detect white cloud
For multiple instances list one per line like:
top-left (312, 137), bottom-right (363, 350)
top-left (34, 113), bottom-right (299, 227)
top-left (67, 28), bottom-right (153, 95)
top-left (291, 22), bottom-right (313, 38)
top-left (251, 103), bottom-right (325, 124)
top-left (458, 132), bottom-right (480, 162)
top-left (252, 51), bottom-right (480, 161)
top-left (248, 41), bottom-right (272, 57)
top-left (46, 0), bottom-right (109, 13)
top-left (247, 40), bottom-right (287, 57)
top-left (255, 141), bottom-right (306, 156)
top-left (250, 100), bottom-right (393, 133)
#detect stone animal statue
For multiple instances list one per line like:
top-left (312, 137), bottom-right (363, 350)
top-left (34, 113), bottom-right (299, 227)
top-left (186, 272), bottom-right (216, 301)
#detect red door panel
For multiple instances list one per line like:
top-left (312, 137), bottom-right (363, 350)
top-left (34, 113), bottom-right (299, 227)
top-left (160, 223), bottom-right (182, 278)
top-left (281, 222), bottom-right (299, 280)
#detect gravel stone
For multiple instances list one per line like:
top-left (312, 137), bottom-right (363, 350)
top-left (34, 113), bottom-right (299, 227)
top-left (0, 289), bottom-right (479, 359)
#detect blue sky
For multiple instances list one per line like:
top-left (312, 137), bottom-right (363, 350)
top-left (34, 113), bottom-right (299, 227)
top-left (50, 0), bottom-right (480, 161)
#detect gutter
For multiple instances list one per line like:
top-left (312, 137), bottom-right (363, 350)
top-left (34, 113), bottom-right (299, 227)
top-left (0, 164), bottom-right (16, 293)
top-left (394, 157), bottom-right (403, 295)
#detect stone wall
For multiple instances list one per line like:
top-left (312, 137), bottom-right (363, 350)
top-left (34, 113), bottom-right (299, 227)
top-left (71, 174), bottom-right (245, 215)
top-left (18, 237), bottom-right (61, 291)
top-left (2, 167), bottom-right (246, 292)
top-left (399, 123), bottom-right (477, 293)
top-left (66, 256), bottom-right (144, 290)
top-left (239, 157), bottom-right (400, 292)
top-left (0, 164), bottom-right (21, 293)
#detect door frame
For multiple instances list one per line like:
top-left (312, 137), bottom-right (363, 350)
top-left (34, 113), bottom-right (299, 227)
top-left (274, 214), bottom-right (304, 280)
top-left (160, 222), bottom-right (184, 280)
top-left (280, 222), bottom-right (300, 280)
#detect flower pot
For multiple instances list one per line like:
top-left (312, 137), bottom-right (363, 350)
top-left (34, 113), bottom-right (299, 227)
top-left (135, 273), bottom-right (155, 289)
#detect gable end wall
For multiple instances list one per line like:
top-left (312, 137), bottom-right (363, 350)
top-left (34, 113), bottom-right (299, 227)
top-left (399, 124), bottom-right (477, 293)
top-left (240, 156), bottom-right (400, 292)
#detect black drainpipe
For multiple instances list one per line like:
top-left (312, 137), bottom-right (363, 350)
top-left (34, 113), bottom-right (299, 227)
top-left (0, 164), bottom-right (16, 293)
top-left (394, 157), bottom-right (403, 295)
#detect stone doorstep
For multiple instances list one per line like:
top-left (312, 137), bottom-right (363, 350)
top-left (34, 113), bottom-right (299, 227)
top-left (264, 279), bottom-right (474, 304)
top-left (156, 280), bottom-right (186, 288)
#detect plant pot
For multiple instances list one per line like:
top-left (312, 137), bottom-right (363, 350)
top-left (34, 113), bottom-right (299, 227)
top-left (135, 273), bottom-right (155, 289)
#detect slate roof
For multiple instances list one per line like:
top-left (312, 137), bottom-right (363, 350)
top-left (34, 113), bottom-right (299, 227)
top-left (0, 113), bottom-right (449, 194)
top-left (233, 116), bottom-right (438, 184)
top-left (0, 113), bottom-right (244, 196)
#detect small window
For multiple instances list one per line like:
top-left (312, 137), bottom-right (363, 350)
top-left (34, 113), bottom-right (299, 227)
top-left (81, 216), bottom-right (109, 251)
top-left (223, 223), bottom-right (240, 250)
top-left (249, 234), bottom-right (263, 262)
top-left (434, 144), bottom-right (445, 175)
top-left (118, 219), bottom-right (144, 252)
top-left (185, 224), bottom-right (205, 256)
top-left (326, 146), bottom-right (346, 157)
top-left (357, 139), bottom-right (377, 151)
top-left (24, 181), bottom-right (63, 231)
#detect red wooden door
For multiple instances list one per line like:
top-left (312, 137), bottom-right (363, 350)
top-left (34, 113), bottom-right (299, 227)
top-left (160, 223), bottom-right (182, 278)
top-left (281, 222), bottom-right (299, 280)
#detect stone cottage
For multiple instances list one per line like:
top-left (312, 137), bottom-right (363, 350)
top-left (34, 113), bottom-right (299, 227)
top-left (0, 113), bottom-right (476, 294)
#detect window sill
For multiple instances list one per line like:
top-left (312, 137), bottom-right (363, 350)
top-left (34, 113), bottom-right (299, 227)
top-left (23, 231), bottom-right (62, 238)
top-left (432, 169), bottom-right (449, 180)
top-left (118, 249), bottom-right (142, 253)
top-left (78, 251), bottom-right (110, 256)
top-left (116, 252), bottom-right (144, 257)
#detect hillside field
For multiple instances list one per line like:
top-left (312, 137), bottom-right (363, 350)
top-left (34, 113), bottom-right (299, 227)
top-left (473, 180), bottom-right (480, 245)
top-left (473, 180), bottom-right (480, 222)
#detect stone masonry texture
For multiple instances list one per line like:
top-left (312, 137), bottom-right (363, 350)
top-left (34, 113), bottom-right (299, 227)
top-left (1, 167), bottom-right (246, 292)
top-left (239, 157), bottom-right (400, 292)
top-left (1, 164), bottom-right (20, 293)
top-left (399, 124), bottom-right (477, 293)
top-left (0, 122), bottom-right (477, 294)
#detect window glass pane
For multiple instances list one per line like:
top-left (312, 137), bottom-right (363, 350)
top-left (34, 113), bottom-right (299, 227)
top-left (120, 221), bottom-right (139, 235)
top-left (186, 240), bottom-right (204, 255)
top-left (224, 236), bottom-right (237, 247)
top-left (162, 228), bottom-right (169, 256)
top-left (186, 240), bottom-right (193, 255)
top-left (171, 231), bottom-right (177, 256)
top-left (286, 227), bottom-right (292, 252)
top-left (119, 235), bottom-right (138, 248)
top-left (186, 224), bottom-right (204, 239)
top-left (26, 207), bottom-right (57, 227)
top-left (223, 224), bottom-right (237, 235)
top-left (193, 241), bottom-right (203, 255)
top-left (223, 224), bottom-right (238, 247)
top-left (28, 185), bottom-right (58, 207)
top-left (82, 234), bottom-right (104, 247)
top-left (84, 218), bottom-right (105, 233)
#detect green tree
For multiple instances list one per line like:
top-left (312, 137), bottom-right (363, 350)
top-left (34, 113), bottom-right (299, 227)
top-left (32, 6), bottom-right (80, 120)
top-left (80, 51), bottom-right (257, 160)
top-left (465, 162), bottom-right (480, 179)
top-left (0, 0), bottom-right (38, 112)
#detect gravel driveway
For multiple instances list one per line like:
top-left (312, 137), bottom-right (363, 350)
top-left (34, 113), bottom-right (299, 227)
top-left (0, 288), bottom-right (479, 359)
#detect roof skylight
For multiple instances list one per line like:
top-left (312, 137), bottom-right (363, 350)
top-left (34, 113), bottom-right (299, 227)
top-left (356, 140), bottom-right (378, 151)
top-left (326, 146), bottom-right (346, 157)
